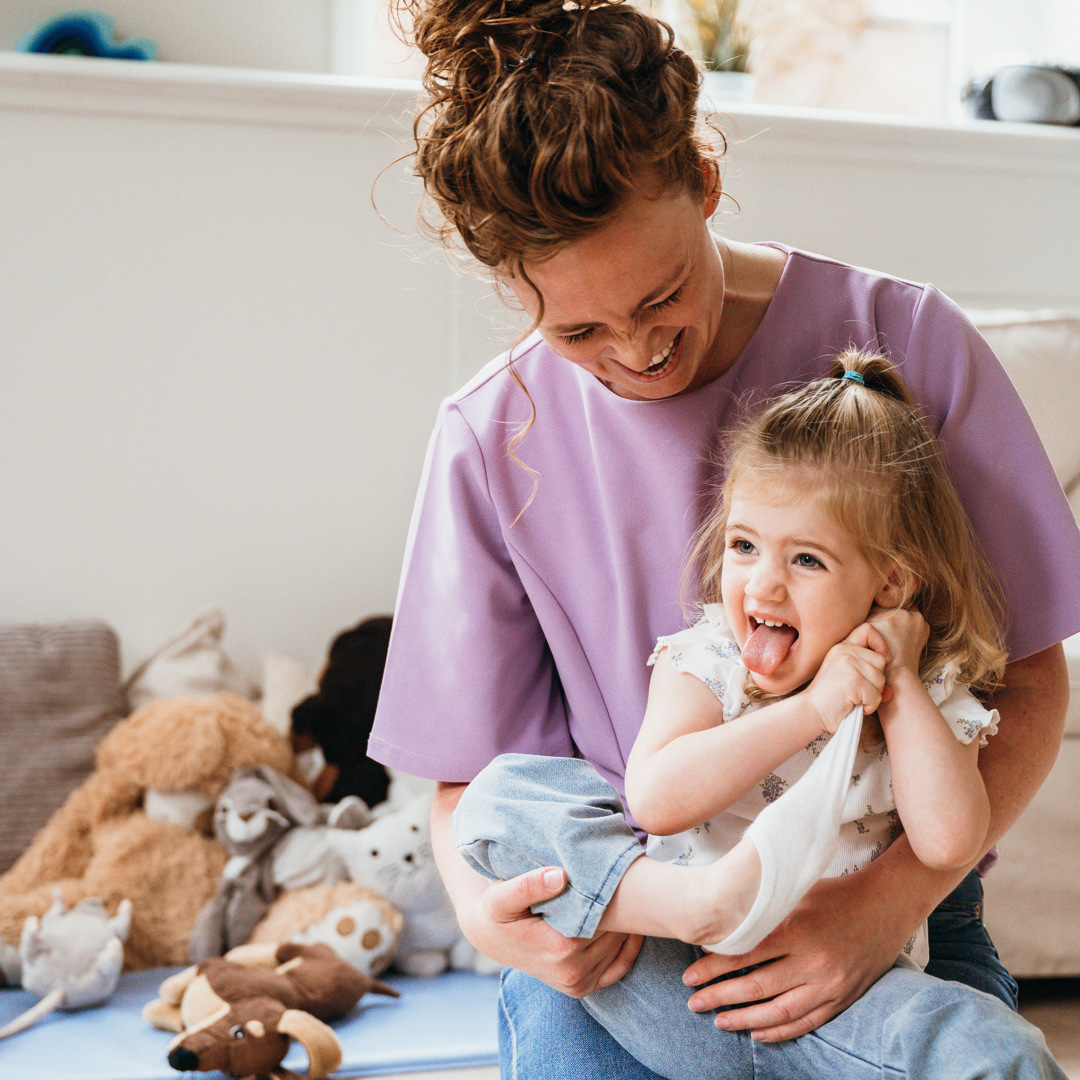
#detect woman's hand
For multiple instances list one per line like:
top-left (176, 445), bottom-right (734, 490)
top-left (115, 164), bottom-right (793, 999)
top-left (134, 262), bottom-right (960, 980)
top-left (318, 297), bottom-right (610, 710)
top-left (468, 866), bottom-right (644, 996)
top-left (867, 606), bottom-right (929, 678)
top-left (681, 845), bottom-right (945, 1042)
top-left (432, 782), bottom-right (643, 997)
top-left (804, 624), bottom-right (889, 733)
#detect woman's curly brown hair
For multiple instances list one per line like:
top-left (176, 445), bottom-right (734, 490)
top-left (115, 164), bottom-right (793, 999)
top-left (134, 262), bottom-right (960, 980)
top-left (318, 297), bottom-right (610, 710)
top-left (394, 0), bottom-right (720, 274)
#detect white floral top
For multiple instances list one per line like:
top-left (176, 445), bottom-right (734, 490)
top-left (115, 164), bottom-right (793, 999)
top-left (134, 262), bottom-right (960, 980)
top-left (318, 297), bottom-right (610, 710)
top-left (645, 605), bottom-right (999, 967)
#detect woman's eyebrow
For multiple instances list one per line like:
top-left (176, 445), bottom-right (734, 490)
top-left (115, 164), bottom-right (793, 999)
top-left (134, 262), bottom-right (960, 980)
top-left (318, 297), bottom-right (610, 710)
top-left (545, 263), bottom-right (689, 334)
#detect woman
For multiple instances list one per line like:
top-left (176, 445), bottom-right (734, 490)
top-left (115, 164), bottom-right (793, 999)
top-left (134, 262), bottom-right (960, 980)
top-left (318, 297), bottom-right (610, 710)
top-left (368, 0), bottom-right (1080, 1074)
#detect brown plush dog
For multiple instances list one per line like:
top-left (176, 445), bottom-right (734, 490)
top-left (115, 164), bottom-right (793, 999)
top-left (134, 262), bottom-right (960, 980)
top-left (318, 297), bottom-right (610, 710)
top-left (0, 694), bottom-right (297, 979)
top-left (144, 942), bottom-right (399, 1079)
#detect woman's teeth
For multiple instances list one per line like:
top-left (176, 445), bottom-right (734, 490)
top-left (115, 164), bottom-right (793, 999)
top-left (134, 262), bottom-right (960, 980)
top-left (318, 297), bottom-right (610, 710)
top-left (643, 333), bottom-right (680, 374)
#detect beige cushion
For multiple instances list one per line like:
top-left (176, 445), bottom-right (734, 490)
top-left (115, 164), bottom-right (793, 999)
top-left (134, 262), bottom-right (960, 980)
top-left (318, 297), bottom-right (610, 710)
top-left (969, 309), bottom-right (1080, 510)
top-left (1062, 632), bottom-right (1080, 738)
top-left (0, 620), bottom-right (126, 874)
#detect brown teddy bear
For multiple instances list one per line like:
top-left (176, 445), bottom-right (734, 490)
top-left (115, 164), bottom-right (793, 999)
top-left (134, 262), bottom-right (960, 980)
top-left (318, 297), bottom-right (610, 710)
top-left (0, 693), bottom-right (297, 984)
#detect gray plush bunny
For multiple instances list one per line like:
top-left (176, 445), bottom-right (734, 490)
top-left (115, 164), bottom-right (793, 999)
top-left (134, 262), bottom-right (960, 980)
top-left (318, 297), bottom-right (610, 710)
top-left (189, 765), bottom-right (369, 961)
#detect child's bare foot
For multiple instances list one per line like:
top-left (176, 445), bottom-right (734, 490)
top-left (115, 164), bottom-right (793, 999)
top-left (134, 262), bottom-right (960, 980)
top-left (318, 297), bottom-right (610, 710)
top-left (595, 839), bottom-right (762, 946)
top-left (677, 838), bottom-right (761, 946)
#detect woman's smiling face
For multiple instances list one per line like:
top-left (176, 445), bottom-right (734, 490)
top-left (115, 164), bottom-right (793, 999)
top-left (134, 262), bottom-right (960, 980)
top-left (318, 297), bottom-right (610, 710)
top-left (504, 184), bottom-right (732, 401)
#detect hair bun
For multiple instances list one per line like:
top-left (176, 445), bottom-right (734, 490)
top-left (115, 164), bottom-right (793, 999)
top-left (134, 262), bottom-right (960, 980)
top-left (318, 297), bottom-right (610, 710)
top-left (831, 347), bottom-right (916, 406)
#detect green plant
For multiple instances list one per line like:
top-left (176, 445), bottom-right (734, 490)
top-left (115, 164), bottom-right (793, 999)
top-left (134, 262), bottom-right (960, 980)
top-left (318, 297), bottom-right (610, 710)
top-left (682, 0), bottom-right (755, 73)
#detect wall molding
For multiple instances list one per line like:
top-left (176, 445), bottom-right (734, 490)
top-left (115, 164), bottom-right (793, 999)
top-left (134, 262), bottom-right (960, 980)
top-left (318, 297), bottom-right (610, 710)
top-left (0, 52), bottom-right (420, 133)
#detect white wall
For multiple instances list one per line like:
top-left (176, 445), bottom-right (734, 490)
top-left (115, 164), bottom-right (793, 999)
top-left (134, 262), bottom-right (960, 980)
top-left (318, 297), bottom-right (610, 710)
top-left (2, 53), bottom-right (1077, 677)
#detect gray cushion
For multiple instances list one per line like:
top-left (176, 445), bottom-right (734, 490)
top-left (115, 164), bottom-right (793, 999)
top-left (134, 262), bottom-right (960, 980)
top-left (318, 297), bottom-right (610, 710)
top-left (0, 620), bottom-right (126, 873)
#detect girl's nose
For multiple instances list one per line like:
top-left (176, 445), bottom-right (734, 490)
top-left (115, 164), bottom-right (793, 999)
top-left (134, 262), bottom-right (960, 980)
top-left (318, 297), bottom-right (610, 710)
top-left (746, 560), bottom-right (786, 602)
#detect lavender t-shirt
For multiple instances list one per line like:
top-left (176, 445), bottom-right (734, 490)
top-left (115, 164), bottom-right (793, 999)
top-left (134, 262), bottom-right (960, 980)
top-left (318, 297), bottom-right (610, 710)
top-left (369, 247), bottom-right (1080, 796)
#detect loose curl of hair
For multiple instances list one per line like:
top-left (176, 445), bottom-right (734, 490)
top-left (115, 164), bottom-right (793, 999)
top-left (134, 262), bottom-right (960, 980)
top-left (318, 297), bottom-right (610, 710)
top-left (687, 350), bottom-right (1008, 702)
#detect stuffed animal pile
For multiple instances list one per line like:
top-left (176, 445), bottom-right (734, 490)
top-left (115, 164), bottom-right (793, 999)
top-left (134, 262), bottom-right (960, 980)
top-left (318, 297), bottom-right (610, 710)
top-left (0, 615), bottom-right (497, 1014)
top-left (0, 693), bottom-right (296, 983)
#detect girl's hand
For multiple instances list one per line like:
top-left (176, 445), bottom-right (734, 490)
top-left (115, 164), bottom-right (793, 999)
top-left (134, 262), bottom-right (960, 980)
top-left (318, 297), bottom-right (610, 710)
top-left (867, 606), bottom-right (929, 678)
top-left (804, 625), bottom-right (889, 733)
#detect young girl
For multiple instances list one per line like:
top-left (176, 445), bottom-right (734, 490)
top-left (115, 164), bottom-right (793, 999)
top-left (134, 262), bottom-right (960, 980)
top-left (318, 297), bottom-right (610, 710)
top-left (449, 351), bottom-right (1045, 1079)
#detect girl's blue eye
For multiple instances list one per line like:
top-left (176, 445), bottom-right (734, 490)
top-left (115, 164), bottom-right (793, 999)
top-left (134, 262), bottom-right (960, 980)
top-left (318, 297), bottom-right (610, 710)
top-left (796, 553), bottom-right (822, 568)
top-left (730, 539), bottom-right (755, 555)
top-left (648, 285), bottom-right (684, 312)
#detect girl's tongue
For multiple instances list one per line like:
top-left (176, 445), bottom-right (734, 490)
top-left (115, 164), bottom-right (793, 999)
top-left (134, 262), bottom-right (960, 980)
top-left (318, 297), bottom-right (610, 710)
top-left (742, 621), bottom-right (798, 675)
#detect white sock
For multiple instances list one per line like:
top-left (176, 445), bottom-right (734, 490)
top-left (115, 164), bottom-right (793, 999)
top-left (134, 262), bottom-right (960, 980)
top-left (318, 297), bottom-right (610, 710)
top-left (705, 705), bottom-right (864, 955)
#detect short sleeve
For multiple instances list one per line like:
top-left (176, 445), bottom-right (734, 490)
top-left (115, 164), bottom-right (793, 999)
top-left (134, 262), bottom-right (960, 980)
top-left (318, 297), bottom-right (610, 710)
top-left (649, 605), bottom-right (749, 720)
top-left (925, 669), bottom-right (999, 747)
top-left (368, 403), bottom-right (573, 780)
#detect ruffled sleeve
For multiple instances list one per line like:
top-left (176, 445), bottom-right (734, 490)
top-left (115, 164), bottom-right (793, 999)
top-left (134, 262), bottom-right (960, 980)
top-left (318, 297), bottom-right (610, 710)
top-left (648, 604), bottom-right (750, 721)
top-left (924, 667), bottom-right (999, 747)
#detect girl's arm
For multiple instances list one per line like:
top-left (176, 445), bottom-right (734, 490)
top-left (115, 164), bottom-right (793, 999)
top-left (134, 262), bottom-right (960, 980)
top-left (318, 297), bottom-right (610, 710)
top-left (871, 608), bottom-right (990, 870)
top-left (681, 642), bottom-right (1067, 1043)
top-left (625, 641), bottom-right (886, 836)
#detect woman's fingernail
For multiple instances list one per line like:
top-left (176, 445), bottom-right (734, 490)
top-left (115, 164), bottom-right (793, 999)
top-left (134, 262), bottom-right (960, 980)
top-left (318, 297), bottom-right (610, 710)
top-left (542, 869), bottom-right (563, 889)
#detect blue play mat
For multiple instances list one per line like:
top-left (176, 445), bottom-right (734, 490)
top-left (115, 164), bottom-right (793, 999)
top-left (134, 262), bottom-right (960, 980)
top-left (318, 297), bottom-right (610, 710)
top-left (0, 967), bottom-right (500, 1079)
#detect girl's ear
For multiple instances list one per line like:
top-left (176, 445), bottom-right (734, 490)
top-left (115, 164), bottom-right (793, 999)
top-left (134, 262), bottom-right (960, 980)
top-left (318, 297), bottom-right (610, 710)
top-left (875, 565), bottom-right (917, 609)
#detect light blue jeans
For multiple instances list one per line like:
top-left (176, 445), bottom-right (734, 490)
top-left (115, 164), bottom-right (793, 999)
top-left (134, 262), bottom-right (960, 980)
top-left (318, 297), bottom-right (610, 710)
top-left (454, 754), bottom-right (1061, 1080)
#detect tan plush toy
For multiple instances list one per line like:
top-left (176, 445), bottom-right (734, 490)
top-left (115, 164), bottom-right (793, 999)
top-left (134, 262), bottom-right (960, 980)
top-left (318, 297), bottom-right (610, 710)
top-left (0, 694), bottom-right (296, 984)
top-left (143, 941), bottom-right (399, 1080)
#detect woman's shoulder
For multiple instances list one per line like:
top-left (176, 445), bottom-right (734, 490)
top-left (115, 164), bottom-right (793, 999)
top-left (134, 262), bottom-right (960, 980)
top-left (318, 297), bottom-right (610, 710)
top-left (763, 244), bottom-right (934, 312)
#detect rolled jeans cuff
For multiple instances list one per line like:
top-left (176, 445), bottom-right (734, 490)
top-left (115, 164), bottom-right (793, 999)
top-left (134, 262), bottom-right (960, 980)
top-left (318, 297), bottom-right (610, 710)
top-left (452, 753), bottom-right (645, 939)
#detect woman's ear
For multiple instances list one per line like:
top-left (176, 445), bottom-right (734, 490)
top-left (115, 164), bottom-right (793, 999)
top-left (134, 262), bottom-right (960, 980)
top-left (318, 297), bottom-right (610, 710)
top-left (875, 565), bottom-right (917, 609)
top-left (701, 159), bottom-right (721, 218)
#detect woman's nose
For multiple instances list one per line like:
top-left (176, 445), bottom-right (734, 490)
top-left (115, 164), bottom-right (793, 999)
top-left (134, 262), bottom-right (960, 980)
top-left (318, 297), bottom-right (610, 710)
top-left (605, 327), bottom-right (663, 371)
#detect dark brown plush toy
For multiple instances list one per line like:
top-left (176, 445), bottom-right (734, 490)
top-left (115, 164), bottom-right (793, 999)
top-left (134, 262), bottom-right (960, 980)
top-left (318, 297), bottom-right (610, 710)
top-left (143, 941), bottom-right (399, 1079)
top-left (290, 617), bottom-right (393, 808)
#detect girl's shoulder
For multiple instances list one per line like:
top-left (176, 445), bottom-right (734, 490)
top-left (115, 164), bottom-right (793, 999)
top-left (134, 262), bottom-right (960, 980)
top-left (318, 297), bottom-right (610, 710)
top-left (649, 605), bottom-right (750, 719)
top-left (924, 665), bottom-right (1000, 747)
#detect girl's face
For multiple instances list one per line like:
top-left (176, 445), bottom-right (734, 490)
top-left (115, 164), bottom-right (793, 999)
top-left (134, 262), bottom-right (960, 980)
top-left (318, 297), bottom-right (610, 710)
top-left (504, 184), bottom-right (731, 401)
top-left (720, 479), bottom-right (894, 696)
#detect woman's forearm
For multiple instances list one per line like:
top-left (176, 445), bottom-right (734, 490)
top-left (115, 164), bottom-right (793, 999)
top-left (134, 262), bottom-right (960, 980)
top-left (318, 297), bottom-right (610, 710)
top-left (978, 643), bottom-right (1068, 846)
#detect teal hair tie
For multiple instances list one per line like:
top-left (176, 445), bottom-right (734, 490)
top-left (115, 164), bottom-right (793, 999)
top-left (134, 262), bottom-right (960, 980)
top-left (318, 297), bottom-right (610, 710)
top-left (841, 371), bottom-right (865, 385)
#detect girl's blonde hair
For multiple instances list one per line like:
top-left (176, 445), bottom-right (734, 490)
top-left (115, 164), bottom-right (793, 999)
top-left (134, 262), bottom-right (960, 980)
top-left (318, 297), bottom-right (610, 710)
top-left (688, 350), bottom-right (1008, 696)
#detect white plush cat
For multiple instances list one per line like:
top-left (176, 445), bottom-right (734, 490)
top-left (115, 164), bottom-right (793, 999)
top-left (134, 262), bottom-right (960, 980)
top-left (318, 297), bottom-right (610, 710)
top-left (328, 792), bottom-right (501, 977)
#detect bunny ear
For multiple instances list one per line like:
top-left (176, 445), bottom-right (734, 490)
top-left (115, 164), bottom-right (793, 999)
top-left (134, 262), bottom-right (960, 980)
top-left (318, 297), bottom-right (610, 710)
top-left (275, 1009), bottom-right (342, 1079)
top-left (252, 765), bottom-right (321, 827)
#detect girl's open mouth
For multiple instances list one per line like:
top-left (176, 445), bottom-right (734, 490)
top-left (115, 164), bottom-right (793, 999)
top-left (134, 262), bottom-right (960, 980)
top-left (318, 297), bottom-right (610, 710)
top-left (743, 617), bottom-right (799, 676)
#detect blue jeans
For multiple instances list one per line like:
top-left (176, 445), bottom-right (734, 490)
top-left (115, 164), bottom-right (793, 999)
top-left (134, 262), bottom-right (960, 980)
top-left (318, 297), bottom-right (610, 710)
top-left (456, 755), bottom-right (1056, 1080)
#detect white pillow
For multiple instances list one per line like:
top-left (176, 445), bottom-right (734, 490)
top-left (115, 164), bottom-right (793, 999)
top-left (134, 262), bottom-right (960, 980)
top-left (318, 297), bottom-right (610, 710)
top-left (123, 607), bottom-right (258, 710)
